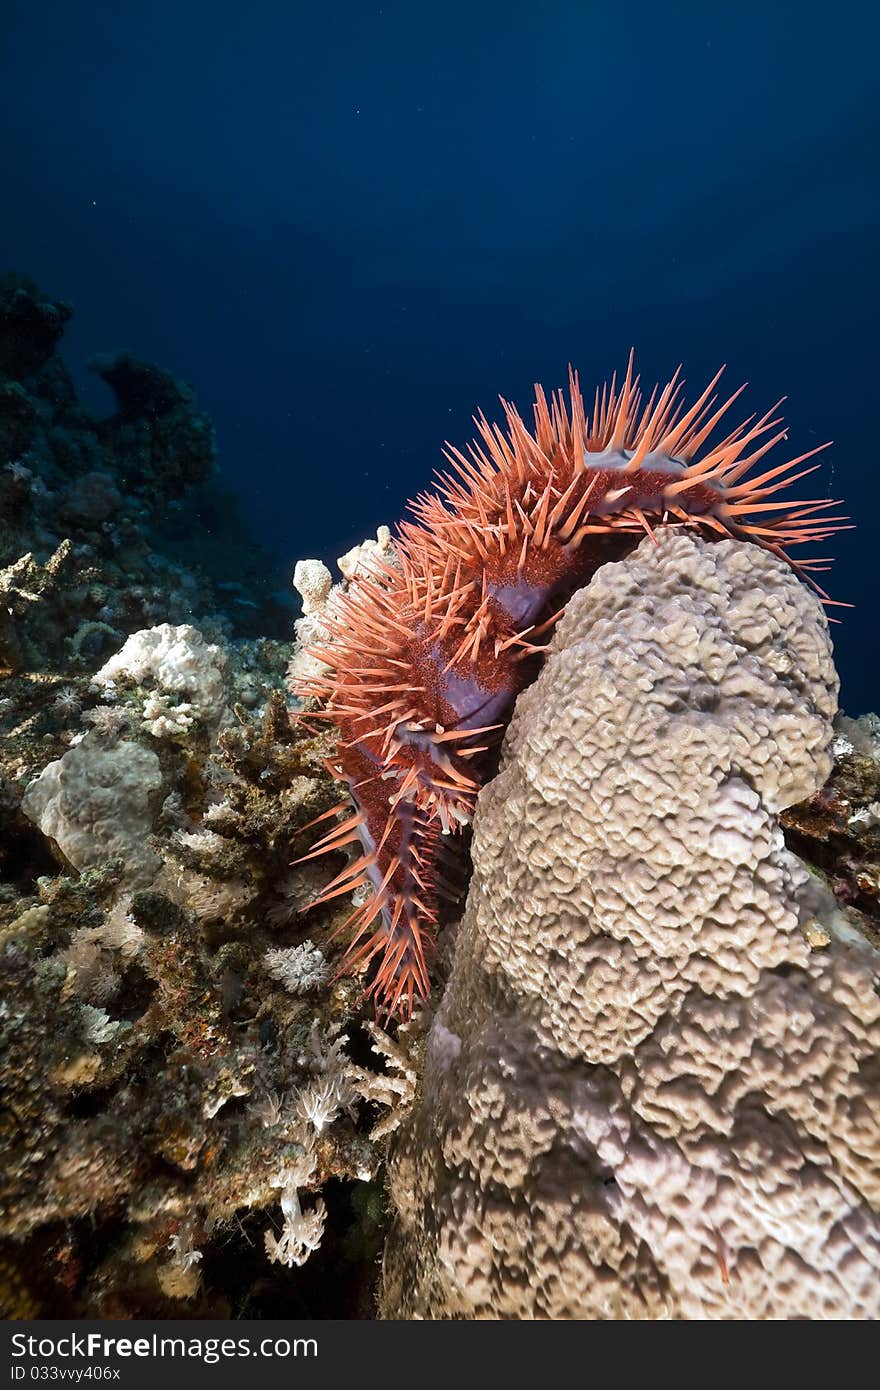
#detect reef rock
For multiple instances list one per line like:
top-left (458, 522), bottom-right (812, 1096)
top-left (0, 275), bottom-right (71, 381)
top-left (89, 351), bottom-right (215, 496)
top-left (381, 530), bottom-right (880, 1320)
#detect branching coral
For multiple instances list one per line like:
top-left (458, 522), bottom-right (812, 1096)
top-left (92, 623), bottom-right (227, 737)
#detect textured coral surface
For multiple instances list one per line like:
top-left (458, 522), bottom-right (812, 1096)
top-left (381, 532), bottom-right (880, 1319)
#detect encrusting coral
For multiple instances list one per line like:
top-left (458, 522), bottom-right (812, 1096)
top-left (380, 531), bottom-right (880, 1320)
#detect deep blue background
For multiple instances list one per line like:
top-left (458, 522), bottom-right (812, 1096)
top-left (2, 1), bottom-right (878, 710)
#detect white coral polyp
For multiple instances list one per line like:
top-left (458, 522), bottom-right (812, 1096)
top-left (264, 941), bottom-right (328, 995)
top-left (264, 1193), bottom-right (327, 1268)
top-left (296, 1077), bottom-right (343, 1133)
top-left (264, 1148), bottom-right (326, 1268)
top-left (141, 691), bottom-right (197, 738)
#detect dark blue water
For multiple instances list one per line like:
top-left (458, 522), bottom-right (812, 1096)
top-left (3, 1), bottom-right (878, 710)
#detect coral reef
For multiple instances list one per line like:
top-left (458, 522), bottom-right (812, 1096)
top-left (781, 712), bottom-right (880, 942)
top-left (1, 635), bottom-right (410, 1315)
top-left (380, 532), bottom-right (879, 1319)
top-left (3, 284), bottom-right (877, 1322)
top-left (89, 352), bottom-right (215, 497)
top-left (0, 274), bottom-right (289, 678)
top-left (0, 275), bottom-right (71, 381)
top-left (0, 278), bottom-right (401, 1318)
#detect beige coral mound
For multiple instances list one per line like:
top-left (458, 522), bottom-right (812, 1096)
top-left (380, 531), bottom-right (880, 1320)
top-left (22, 734), bottom-right (163, 888)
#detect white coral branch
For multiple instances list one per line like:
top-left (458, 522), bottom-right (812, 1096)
top-left (348, 1020), bottom-right (419, 1139)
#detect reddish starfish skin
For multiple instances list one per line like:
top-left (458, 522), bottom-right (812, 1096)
top-left (292, 356), bottom-right (847, 1019)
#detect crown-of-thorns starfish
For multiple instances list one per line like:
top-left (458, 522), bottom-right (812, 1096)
top-left (291, 354), bottom-right (848, 1019)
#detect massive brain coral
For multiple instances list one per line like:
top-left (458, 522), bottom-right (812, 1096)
top-left (380, 530), bottom-right (880, 1320)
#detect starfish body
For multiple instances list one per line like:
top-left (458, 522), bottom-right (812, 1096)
top-left (292, 357), bottom-right (846, 1017)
